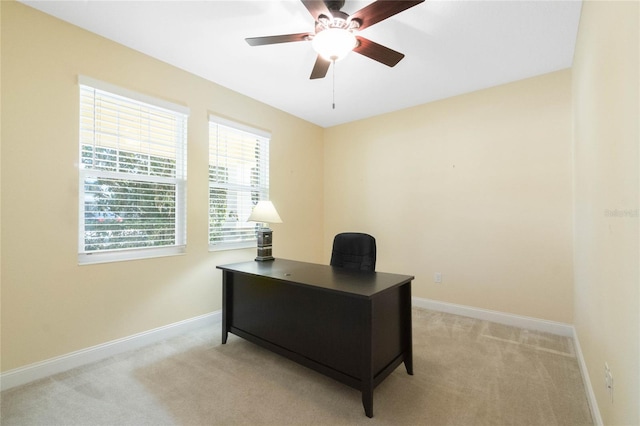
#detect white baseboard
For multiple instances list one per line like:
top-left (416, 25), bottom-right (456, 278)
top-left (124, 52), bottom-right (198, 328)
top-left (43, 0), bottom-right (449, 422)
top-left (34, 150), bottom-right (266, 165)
top-left (1, 310), bottom-right (221, 392)
top-left (412, 297), bottom-right (574, 337)
top-left (572, 330), bottom-right (604, 426)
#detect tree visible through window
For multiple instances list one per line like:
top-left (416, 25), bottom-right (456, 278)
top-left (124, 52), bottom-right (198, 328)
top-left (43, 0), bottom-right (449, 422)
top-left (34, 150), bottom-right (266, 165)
top-left (78, 77), bottom-right (188, 263)
top-left (209, 117), bottom-right (270, 250)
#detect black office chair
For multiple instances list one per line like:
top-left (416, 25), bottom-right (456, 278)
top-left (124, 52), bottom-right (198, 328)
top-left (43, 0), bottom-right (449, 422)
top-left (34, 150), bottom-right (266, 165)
top-left (330, 233), bottom-right (376, 272)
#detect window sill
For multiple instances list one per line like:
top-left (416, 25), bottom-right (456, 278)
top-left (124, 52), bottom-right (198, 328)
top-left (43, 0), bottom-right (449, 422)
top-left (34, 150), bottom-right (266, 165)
top-left (209, 241), bottom-right (255, 252)
top-left (78, 245), bottom-right (186, 265)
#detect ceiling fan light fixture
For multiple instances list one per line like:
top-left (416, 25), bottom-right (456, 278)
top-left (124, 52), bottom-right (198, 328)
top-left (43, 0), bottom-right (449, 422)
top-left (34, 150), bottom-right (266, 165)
top-left (312, 28), bottom-right (357, 61)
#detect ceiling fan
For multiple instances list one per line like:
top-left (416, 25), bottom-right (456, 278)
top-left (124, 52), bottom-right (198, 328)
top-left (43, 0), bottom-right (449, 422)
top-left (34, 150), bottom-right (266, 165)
top-left (245, 0), bottom-right (425, 80)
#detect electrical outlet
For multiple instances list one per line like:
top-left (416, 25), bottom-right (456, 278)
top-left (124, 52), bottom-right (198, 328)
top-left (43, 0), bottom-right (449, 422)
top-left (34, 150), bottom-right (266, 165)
top-left (605, 363), bottom-right (614, 403)
top-left (434, 272), bottom-right (442, 284)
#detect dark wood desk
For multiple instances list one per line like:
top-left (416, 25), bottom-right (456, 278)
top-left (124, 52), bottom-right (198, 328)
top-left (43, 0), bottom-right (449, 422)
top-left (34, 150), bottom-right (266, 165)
top-left (217, 259), bottom-right (414, 418)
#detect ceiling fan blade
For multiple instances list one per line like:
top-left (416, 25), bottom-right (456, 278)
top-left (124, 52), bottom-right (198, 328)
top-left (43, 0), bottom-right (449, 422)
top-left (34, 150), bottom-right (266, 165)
top-left (246, 33), bottom-right (312, 46)
top-left (351, 0), bottom-right (425, 31)
top-left (310, 55), bottom-right (331, 79)
top-left (353, 36), bottom-right (405, 67)
top-left (300, 0), bottom-right (332, 20)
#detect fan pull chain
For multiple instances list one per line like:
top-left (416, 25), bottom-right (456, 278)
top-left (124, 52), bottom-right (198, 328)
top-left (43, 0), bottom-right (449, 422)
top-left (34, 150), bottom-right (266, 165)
top-left (332, 59), bottom-right (336, 110)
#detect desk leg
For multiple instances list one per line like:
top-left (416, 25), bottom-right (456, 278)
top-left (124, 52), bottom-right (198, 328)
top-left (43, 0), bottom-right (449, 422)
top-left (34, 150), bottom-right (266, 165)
top-left (362, 300), bottom-right (374, 418)
top-left (404, 355), bottom-right (414, 375)
top-left (222, 271), bottom-right (230, 344)
top-left (362, 388), bottom-right (374, 418)
top-left (402, 282), bottom-right (413, 375)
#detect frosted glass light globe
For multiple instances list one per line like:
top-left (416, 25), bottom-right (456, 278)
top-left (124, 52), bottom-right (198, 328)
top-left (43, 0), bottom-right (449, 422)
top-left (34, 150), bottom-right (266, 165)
top-left (312, 28), bottom-right (357, 61)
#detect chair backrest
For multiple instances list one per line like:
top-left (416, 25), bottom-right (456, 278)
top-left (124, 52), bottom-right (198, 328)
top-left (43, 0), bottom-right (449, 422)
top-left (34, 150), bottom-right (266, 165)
top-left (330, 233), bottom-right (376, 272)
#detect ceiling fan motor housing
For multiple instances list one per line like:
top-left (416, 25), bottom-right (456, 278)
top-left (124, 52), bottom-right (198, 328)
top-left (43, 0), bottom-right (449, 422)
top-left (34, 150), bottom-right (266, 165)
top-left (324, 0), bottom-right (346, 12)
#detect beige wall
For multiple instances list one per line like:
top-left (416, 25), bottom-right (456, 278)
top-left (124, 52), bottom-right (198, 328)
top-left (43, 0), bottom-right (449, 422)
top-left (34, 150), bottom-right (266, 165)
top-left (3, 4), bottom-right (639, 424)
top-left (573, 1), bottom-right (639, 425)
top-left (0, 2), bottom-right (324, 372)
top-left (324, 70), bottom-right (574, 323)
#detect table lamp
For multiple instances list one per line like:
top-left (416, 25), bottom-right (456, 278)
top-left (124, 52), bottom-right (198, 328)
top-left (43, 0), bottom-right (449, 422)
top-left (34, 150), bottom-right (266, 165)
top-left (248, 200), bottom-right (282, 261)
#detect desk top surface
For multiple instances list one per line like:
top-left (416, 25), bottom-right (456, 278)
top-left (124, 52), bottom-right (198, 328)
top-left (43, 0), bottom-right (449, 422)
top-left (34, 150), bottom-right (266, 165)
top-left (217, 259), bottom-right (414, 298)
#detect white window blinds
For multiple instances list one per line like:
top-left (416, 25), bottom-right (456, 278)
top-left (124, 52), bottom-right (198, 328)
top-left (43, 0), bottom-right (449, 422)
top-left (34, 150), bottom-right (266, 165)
top-left (209, 116), bottom-right (270, 250)
top-left (78, 77), bottom-right (188, 264)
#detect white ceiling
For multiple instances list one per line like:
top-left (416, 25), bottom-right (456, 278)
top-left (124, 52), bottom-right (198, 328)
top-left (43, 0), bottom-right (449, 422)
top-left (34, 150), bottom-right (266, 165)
top-left (21, 0), bottom-right (582, 128)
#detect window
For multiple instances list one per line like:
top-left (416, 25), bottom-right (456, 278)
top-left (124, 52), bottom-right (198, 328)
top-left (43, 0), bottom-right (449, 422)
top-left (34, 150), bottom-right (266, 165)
top-left (78, 76), bottom-right (188, 264)
top-left (209, 116), bottom-right (270, 250)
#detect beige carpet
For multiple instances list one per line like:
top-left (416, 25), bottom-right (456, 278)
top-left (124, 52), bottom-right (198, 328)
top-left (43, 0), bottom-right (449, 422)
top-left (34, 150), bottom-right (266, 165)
top-left (1, 308), bottom-right (593, 425)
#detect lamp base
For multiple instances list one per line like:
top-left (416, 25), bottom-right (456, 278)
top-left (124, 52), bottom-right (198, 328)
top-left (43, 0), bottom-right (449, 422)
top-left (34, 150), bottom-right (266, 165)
top-left (255, 227), bottom-right (274, 261)
top-left (255, 255), bottom-right (275, 261)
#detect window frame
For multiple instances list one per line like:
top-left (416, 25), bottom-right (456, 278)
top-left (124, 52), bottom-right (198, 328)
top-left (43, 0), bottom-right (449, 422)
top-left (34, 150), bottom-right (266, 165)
top-left (77, 76), bottom-right (189, 265)
top-left (208, 115), bottom-right (271, 251)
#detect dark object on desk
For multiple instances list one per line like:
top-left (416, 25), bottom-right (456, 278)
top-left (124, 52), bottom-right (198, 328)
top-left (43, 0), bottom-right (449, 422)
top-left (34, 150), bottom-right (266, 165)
top-left (217, 259), bottom-right (414, 418)
top-left (330, 232), bottom-right (376, 271)
top-left (254, 227), bottom-right (274, 261)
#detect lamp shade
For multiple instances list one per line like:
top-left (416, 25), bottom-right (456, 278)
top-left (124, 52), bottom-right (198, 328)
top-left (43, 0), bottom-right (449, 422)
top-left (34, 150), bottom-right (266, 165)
top-left (248, 200), bottom-right (282, 224)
